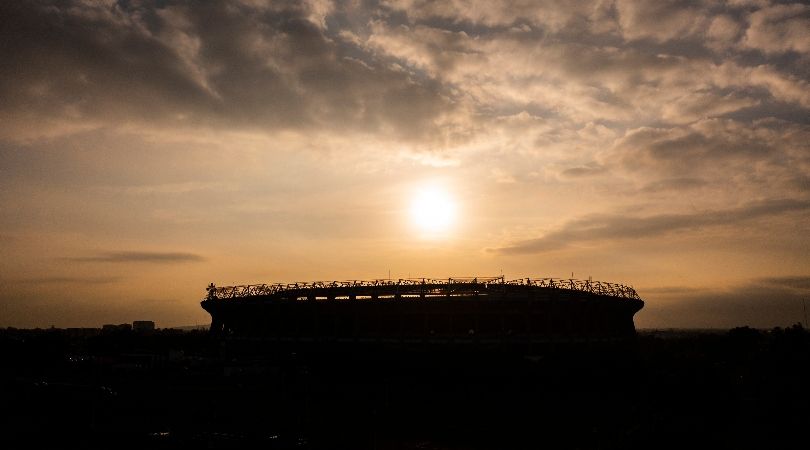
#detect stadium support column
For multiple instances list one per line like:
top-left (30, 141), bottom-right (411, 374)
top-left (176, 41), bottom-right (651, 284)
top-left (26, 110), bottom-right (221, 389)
top-left (210, 316), bottom-right (224, 334)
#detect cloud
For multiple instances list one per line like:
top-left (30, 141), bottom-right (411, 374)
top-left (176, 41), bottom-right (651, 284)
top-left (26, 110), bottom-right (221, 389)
top-left (0, 0), bottom-right (808, 329)
top-left (638, 286), bottom-right (706, 295)
top-left (361, 5), bottom-right (809, 146)
top-left (743, 3), bottom-right (810, 54)
top-left (641, 177), bottom-right (707, 192)
top-left (611, 119), bottom-right (810, 196)
top-left (2, 0), bottom-right (807, 149)
top-left (66, 251), bottom-right (205, 263)
top-left (643, 275), bottom-right (810, 328)
top-left (615, 0), bottom-right (708, 43)
top-left (492, 198), bottom-right (810, 254)
top-left (706, 14), bottom-right (743, 50)
top-left (757, 275), bottom-right (810, 292)
top-left (561, 165), bottom-right (607, 178)
top-left (716, 63), bottom-right (810, 109)
top-left (11, 276), bottom-right (122, 285)
top-left (380, 0), bottom-right (618, 32)
top-left (0, 1), bottom-right (460, 142)
top-left (659, 91), bottom-right (759, 124)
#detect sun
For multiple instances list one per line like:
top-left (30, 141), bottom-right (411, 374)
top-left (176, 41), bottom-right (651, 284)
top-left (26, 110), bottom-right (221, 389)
top-left (410, 185), bottom-right (457, 234)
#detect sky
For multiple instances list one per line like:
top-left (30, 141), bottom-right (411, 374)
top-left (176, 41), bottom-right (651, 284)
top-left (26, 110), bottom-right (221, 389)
top-left (1, 0), bottom-right (809, 329)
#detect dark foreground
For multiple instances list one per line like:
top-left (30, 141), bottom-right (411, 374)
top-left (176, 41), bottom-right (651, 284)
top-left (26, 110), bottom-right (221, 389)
top-left (1, 326), bottom-right (809, 449)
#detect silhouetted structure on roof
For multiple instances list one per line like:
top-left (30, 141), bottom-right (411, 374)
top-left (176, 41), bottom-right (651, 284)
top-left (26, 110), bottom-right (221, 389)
top-left (201, 277), bottom-right (644, 346)
top-left (101, 323), bottom-right (131, 333)
top-left (132, 320), bottom-right (155, 333)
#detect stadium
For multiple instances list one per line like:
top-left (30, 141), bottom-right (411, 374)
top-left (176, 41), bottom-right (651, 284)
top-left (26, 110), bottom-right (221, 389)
top-left (201, 277), bottom-right (644, 345)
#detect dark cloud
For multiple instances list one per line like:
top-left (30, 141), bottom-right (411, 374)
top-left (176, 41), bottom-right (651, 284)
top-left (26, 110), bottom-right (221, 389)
top-left (561, 165), bottom-right (607, 178)
top-left (612, 119), bottom-right (810, 195)
top-left (493, 198), bottom-right (810, 254)
top-left (792, 175), bottom-right (810, 192)
top-left (378, 0), bottom-right (617, 31)
top-left (743, 3), bottom-right (810, 54)
top-left (11, 276), bottom-right (121, 285)
top-left (641, 177), bottom-right (707, 192)
top-left (616, 122), bottom-right (769, 171)
top-left (643, 275), bottom-right (810, 328)
top-left (2, 0), bottom-right (807, 145)
top-left (0, 1), bottom-right (457, 141)
top-left (616, 0), bottom-right (709, 43)
top-left (66, 251), bottom-right (204, 263)
top-left (721, 101), bottom-right (810, 125)
top-left (756, 275), bottom-right (810, 291)
top-left (639, 286), bottom-right (706, 295)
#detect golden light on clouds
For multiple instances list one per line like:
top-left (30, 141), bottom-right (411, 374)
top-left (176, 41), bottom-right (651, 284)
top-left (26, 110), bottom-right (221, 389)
top-left (1, 0), bottom-right (809, 329)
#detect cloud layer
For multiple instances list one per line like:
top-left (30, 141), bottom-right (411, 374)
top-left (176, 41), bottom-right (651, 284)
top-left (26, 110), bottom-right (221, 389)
top-left (494, 198), bottom-right (810, 254)
top-left (1, 0), bottom-right (809, 327)
top-left (66, 251), bottom-right (205, 263)
top-left (641, 276), bottom-right (810, 328)
top-left (0, 1), bottom-right (458, 142)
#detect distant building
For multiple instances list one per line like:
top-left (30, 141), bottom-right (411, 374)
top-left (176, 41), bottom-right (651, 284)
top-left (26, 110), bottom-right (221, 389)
top-left (132, 321), bottom-right (155, 332)
top-left (65, 327), bottom-right (101, 337)
top-left (102, 323), bottom-right (132, 332)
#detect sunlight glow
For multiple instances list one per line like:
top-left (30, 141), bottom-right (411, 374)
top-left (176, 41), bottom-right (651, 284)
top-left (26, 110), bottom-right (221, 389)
top-left (410, 185), bottom-right (457, 234)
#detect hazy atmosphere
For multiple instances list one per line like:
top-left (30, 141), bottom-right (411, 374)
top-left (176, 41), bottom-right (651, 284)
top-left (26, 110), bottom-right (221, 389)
top-left (1, 0), bottom-right (809, 328)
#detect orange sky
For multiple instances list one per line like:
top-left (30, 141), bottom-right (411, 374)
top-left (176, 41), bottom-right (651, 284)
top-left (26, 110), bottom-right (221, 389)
top-left (1, 1), bottom-right (809, 328)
